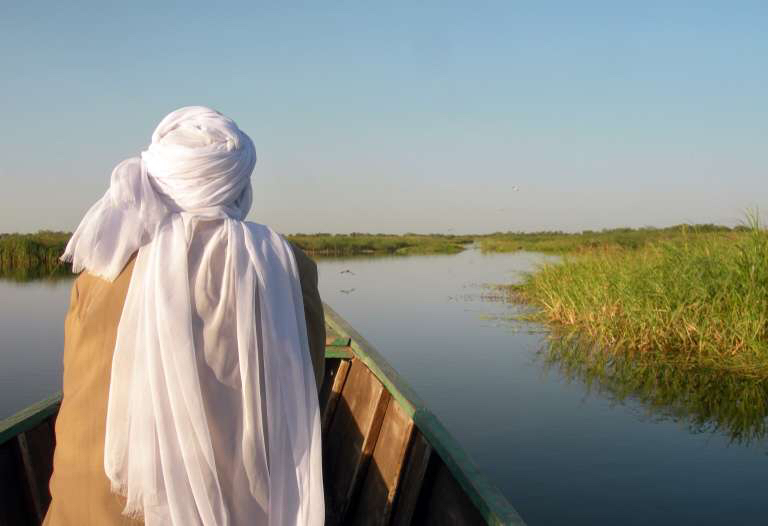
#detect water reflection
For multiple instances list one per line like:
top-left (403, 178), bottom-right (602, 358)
top-left (540, 332), bottom-right (768, 446)
top-left (0, 276), bottom-right (73, 419)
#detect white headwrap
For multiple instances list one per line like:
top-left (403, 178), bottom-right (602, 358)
top-left (62, 107), bottom-right (324, 526)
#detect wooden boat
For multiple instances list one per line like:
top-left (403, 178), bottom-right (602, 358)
top-left (0, 304), bottom-right (526, 525)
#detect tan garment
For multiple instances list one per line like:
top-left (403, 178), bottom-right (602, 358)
top-left (44, 244), bottom-right (325, 526)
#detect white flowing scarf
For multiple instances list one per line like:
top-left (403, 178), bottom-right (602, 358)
top-left (62, 107), bottom-right (324, 526)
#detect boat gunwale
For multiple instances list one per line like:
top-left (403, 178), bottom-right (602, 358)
top-left (0, 306), bottom-right (527, 525)
top-left (0, 393), bottom-right (61, 446)
top-left (323, 303), bottom-right (526, 526)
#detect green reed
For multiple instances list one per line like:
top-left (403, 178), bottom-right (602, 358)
top-left (0, 231), bottom-right (71, 280)
top-left (510, 220), bottom-right (768, 377)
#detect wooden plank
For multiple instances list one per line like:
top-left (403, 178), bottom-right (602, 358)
top-left (390, 431), bottom-right (432, 526)
top-left (319, 358), bottom-right (341, 411)
top-left (324, 359), bottom-right (390, 526)
top-left (0, 393), bottom-right (61, 446)
top-left (326, 337), bottom-right (352, 347)
top-left (0, 439), bottom-right (31, 526)
top-left (413, 411), bottom-right (525, 526)
top-left (325, 304), bottom-right (526, 525)
top-left (324, 305), bottom-right (423, 418)
top-left (350, 399), bottom-right (414, 526)
top-left (321, 359), bottom-right (351, 436)
top-left (23, 419), bottom-right (55, 514)
top-left (423, 463), bottom-right (487, 526)
top-left (49, 414), bottom-right (58, 447)
top-left (17, 433), bottom-right (44, 524)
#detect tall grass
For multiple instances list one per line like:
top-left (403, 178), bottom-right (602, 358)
top-left (0, 231), bottom-right (70, 280)
top-left (478, 224), bottom-right (744, 253)
top-left (511, 222), bottom-right (768, 377)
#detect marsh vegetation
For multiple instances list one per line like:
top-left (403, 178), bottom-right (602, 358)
top-left (0, 231), bottom-right (71, 281)
top-left (506, 220), bottom-right (768, 377)
top-left (287, 232), bottom-right (473, 255)
top-left (476, 224), bottom-right (746, 253)
top-left (0, 230), bottom-right (474, 280)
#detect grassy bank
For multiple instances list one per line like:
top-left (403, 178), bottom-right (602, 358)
top-left (5, 225), bottom-right (744, 262)
top-left (287, 232), bottom-right (472, 256)
top-left (0, 231), bottom-right (71, 281)
top-left (478, 224), bottom-right (744, 253)
top-left (0, 231), bottom-right (473, 279)
top-left (508, 224), bottom-right (768, 377)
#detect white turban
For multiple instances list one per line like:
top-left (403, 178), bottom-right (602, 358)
top-left (62, 107), bottom-right (324, 526)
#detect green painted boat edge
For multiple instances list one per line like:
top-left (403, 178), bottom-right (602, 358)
top-left (414, 410), bottom-right (526, 526)
top-left (0, 306), bottom-right (527, 525)
top-left (324, 348), bottom-right (353, 359)
top-left (324, 303), bottom-right (424, 417)
top-left (323, 303), bottom-right (527, 526)
top-left (0, 392), bottom-right (62, 446)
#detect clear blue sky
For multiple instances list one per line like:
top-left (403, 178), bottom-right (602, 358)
top-left (1, 2), bottom-right (766, 234)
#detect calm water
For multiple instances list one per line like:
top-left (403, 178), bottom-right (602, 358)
top-left (1, 248), bottom-right (767, 525)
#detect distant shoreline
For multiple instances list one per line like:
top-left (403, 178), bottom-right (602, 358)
top-left (0, 223), bottom-right (748, 280)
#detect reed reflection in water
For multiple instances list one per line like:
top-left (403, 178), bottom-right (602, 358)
top-left (540, 332), bottom-right (768, 446)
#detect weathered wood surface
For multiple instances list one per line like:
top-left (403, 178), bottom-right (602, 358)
top-left (390, 431), bottom-right (432, 526)
top-left (321, 359), bottom-right (351, 435)
top-left (421, 463), bottom-right (487, 526)
top-left (324, 304), bottom-right (526, 526)
top-left (324, 359), bottom-right (390, 525)
top-left (351, 399), bottom-right (413, 526)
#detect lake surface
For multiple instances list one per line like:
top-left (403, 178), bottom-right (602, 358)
top-left (1, 248), bottom-right (767, 525)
